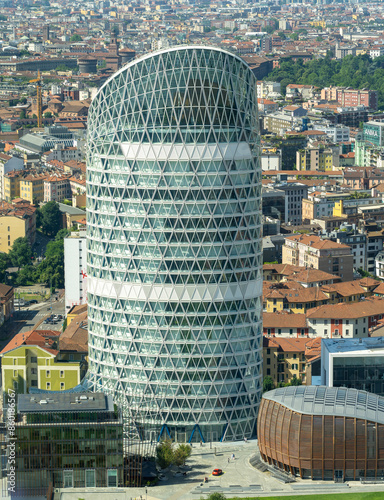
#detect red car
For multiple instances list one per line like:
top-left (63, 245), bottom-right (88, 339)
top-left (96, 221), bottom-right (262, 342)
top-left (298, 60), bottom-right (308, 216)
top-left (212, 469), bottom-right (223, 476)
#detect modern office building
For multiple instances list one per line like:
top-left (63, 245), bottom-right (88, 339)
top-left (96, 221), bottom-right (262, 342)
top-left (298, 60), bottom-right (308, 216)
top-left (86, 46), bottom-right (263, 442)
top-left (7, 392), bottom-right (123, 496)
top-left (321, 337), bottom-right (384, 395)
top-left (258, 385), bottom-right (384, 481)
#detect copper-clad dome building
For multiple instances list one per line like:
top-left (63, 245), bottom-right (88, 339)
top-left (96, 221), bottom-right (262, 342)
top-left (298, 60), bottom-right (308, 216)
top-left (258, 386), bottom-right (384, 481)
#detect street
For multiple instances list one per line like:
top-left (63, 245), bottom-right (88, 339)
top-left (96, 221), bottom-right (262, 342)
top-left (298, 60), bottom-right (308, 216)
top-left (0, 293), bottom-right (66, 352)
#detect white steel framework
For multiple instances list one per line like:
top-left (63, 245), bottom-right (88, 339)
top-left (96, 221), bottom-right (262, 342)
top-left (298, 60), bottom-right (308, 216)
top-left (86, 46), bottom-right (262, 441)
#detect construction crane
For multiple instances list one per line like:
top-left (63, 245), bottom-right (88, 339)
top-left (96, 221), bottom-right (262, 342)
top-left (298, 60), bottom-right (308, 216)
top-left (29, 70), bottom-right (42, 128)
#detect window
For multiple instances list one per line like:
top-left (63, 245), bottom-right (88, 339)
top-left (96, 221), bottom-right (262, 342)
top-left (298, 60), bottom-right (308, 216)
top-left (107, 470), bottom-right (117, 488)
top-left (46, 382), bottom-right (51, 390)
top-left (85, 469), bottom-right (95, 488)
top-left (267, 368), bottom-right (270, 375)
top-left (335, 320), bottom-right (339, 325)
top-left (335, 329), bottom-right (339, 335)
top-left (267, 348), bottom-right (270, 355)
top-left (324, 319), bottom-right (328, 325)
top-left (60, 370), bottom-right (64, 378)
top-left (31, 356), bottom-right (37, 363)
top-left (45, 359), bottom-right (49, 366)
top-left (289, 329), bottom-right (293, 335)
top-left (13, 358), bottom-right (16, 365)
top-left (13, 370), bottom-right (17, 377)
top-left (292, 364), bottom-right (298, 370)
top-left (7, 226), bottom-right (10, 231)
top-left (293, 354), bottom-right (297, 359)
top-left (60, 382), bottom-right (65, 390)
top-left (46, 370), bottom-right (50, 378)
top-left (267, 358), bottom-right (271, 365)
top-left (63, 470), bottom-right (73, 488)
top-left (324, 329), bottom-right (328, 336)
top-left (31, 380), bottom-right (37, 387)
top-left (346, 320), bottom-right (349, 325)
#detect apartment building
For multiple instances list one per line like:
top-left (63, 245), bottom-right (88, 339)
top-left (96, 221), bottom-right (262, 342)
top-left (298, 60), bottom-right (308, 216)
top-left (263, 336), bottom-right (316, 385)
top-left (0, 329), bottom-right (85, 395)
top-left (296, 145), bottom-right (339, 171)
top-left (44, 174), bottom-right (72, 202)
top-left (282, 234), bottom-right (354, 281)
top-left (0, 200), bottom-right (36, 251)
top-left (306, 297), bottom-right (384, 338)
top-left (19, 174), bottom-right (46, 204)
top-left (0, 153), bottom-right (24, 200)
top-left (273, 183), bottom-right (308, 225)
top-left (321, 86), bottom-right (378, 111)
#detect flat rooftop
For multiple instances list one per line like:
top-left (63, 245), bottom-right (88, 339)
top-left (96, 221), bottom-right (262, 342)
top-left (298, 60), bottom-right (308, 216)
top-left (323, 336), bottom-right (384, 355)
top-left (18, 392), bottom-right (114, 413)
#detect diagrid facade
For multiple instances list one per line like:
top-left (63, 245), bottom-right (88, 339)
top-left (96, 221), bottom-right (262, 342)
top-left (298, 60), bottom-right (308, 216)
top-left (86, 46), bottom-right (262, 441)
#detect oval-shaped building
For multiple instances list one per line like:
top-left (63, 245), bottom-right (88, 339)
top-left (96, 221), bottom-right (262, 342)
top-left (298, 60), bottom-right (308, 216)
top-left (86, 46), bottom-right (262, 442)
top-left (258, 386), bottom-right (384, 480)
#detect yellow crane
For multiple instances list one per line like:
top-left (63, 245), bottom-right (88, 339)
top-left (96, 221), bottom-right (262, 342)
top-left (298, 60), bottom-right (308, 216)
top-left (29, 70), bottom-right (42, 128)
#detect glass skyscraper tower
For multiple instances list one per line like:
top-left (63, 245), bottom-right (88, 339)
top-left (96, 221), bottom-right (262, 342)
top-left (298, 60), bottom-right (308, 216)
top-left (86, 46), bottom-right (262, 441)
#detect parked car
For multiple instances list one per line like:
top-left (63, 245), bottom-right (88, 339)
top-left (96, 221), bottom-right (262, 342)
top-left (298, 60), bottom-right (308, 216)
top-left (212, 469), bottom-right (223, 476)
top-left (29, 300), bottom-right (38, 304)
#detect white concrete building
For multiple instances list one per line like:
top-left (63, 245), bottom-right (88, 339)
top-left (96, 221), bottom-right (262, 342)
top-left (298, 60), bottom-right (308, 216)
top-left (64, 229), bottom-right (87, 314)
top-left (321, 336), bottom-right (384, 395)
top-left (316, 124), bottom-right (350, 143)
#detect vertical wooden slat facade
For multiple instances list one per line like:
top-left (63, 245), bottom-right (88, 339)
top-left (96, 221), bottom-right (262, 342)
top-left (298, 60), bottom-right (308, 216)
top-left (257, 399), bottom-right (384, 480)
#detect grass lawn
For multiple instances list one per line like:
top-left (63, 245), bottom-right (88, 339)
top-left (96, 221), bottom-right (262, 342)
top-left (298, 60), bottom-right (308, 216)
top-left (18, 292), bottom-right (48, 302)
top-left (226, 493), bottom-right (384, 500)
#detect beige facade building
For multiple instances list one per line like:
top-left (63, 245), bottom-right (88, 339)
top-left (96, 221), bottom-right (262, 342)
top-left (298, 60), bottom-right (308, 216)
top-left (282, 234), bottom-right (354, 281)
top-left (263, 336), bottom-right (321, 385)
top-left (296, 145), bottom-right (339, 171)
top-left (19, 174), bottom-right (46, 204)
top-left (0, 200), bottom-right (36, 252)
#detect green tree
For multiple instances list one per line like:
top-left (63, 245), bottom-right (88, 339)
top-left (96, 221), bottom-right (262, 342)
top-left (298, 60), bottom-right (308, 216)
top-left (40, 201), bottom-right (61, 236)
top-left (156, 439), bottom-right (174, 469)
top-left (173, 444), bottom-right (192, 467)
top-left (43, 111), bottom-right (52, 118)
top-left (19, 110), bottom-right (26, 119)
top-left (289, 32), bottom-right (299, 41)
top-left (14, 265), bottom-right (35, 286)
top-left (70, 34), bottom-right (82, 42)
top-left (9, 237), bottom-right (32, 268)
top-left (0, 253), bottom-right (10, 282)
top-left (206, 493), bottom-right (227, 500)
top-left (287, 377), bottom-right (302, 386)
top-left (263, 376), bottom-right (275, 393)
top-left (35, 236), bottom-right (65, 288)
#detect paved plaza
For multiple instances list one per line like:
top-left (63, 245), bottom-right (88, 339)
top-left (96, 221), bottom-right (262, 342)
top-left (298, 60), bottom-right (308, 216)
top-left (55, 440), bottom-right (384, 500)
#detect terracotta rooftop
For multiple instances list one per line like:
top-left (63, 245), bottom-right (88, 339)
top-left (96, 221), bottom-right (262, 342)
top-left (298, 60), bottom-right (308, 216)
top-left (0, 329), bottom-right (58, 356)
top-left (263, 312), bottom-right (307, 329)
top-left (306, 296), bottom-right (384, 320)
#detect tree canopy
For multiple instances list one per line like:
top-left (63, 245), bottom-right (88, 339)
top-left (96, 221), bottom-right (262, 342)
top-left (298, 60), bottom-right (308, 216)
top-left (9, 237), bottom-right (32, 268)
top-left (263, 376), bottom-right (275, 393)
top-left (156, 439), bottom-right (192, 469)
top-left (70, 34), bottom-right (82, 42)
top-left (265, 53), bottom-right (384, 108)
top-left (39, 201), bottom-right (61, 236)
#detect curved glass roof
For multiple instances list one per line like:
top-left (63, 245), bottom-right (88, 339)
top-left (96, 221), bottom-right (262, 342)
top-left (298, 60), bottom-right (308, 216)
top-left (263, 385), bottom-right (384, 424)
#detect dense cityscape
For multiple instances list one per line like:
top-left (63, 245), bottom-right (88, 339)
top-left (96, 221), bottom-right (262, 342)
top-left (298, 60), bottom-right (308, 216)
top-left (1, 0), bottom-right (384, 499)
